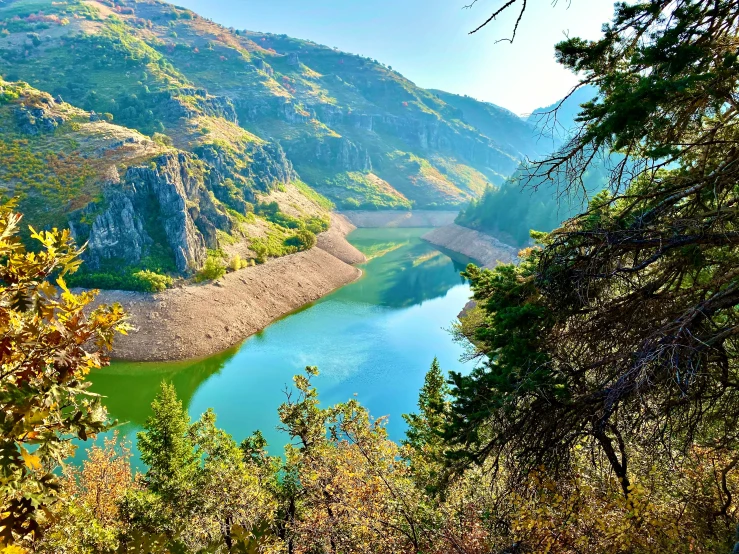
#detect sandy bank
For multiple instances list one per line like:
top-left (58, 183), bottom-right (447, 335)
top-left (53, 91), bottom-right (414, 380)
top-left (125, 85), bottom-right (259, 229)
top-left (422, 224), bottom-right (519, 268)
top-left (340, 210), bottom-right (457, 228)
top-left (316, 213), bottom-right (366, 264)
top-left (94, 215), bottom-right (364, 362)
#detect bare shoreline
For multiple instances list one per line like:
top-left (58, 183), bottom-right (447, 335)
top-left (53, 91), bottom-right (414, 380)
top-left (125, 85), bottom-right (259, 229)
top-left (422, 224), bottom-right (519, 268)
top-left (95, 213), bottom-right (507, 363)
top-left (96, 214), bottom-right (365, 362)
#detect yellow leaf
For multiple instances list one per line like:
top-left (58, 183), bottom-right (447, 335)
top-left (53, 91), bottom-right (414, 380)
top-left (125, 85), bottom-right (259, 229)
top-left (57, 276), bottom-right (69, 294)
top-left (1, 545), bottom-right (29, 554)
top-left (20, 446), bottom-right (41, 470)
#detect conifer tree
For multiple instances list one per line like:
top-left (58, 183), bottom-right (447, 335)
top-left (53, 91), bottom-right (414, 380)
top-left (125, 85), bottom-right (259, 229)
top-left (450, 0), bottom-right (739, 505)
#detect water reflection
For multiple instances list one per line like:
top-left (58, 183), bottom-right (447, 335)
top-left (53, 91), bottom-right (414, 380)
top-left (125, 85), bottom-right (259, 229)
top-left (338, 228), bottom-right (471, 308)
top-left (91, 346), bottom-right (241, 431)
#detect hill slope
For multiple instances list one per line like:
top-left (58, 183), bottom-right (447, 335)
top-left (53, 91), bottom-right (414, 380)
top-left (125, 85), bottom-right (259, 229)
top-left (0, 0), bottom-right (546, 212)
top-left (456, 86), bottom-right (609, 246)
top-left (0, 77), bottom-right (331, 290)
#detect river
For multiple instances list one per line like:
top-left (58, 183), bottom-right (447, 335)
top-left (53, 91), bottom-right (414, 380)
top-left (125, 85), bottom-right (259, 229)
top-left (80, 227), bottom-right (475, 465)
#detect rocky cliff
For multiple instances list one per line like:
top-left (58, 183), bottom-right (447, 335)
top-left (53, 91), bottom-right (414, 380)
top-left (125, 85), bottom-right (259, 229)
top-left (69, 143), bottom-right (296, 274)
top-left (0, 78), bottom-right (322, 290)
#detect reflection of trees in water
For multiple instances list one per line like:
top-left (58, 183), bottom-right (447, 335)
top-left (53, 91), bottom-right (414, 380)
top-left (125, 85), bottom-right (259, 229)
top-left (373, 242), bottom-right (473, 308)
top-left (90, 346), bottom-right (240, 427)
top-left (92, 232), bottom-right (474, 426)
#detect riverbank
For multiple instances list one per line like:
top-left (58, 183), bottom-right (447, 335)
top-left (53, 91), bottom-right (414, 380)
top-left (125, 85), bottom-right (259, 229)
top-left (340, 210), bottom-right (457, 228)
top-left (422, 224), bottom-right (519, 268)
top-left (94, 215), bottom-right (364, 362)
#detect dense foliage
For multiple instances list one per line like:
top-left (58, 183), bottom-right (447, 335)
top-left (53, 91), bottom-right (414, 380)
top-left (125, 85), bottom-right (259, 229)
top-left (449, 0), bottom-right (739, 539)
top-left (0, 201), bottom-right (128, 543)
top-left (4, 1), bottom-right (739, 552)
top-left (456, 160), bottom-right (609, 246)
top-left (1, 201), bottom-right (736, 551)
top-left (456, 86), bottom-right (610, 246)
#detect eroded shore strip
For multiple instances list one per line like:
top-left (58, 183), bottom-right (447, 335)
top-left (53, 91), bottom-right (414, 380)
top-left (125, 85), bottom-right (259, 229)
top-left (422, 224), bottom-right (519, 268)
top-left (94, 215), bottom-right (365, 362)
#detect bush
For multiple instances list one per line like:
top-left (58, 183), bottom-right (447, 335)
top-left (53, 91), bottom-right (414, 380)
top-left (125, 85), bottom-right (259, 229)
top-left (304, 216), bottom-right (329, 234)
top-left (133, 269), bottom-right (173, 292)
top-left (152, 132), bottom-right (173, 146)
top-left (195, 256), bottom-right (226, 282)
top-left (228, 254), bottom-right (248, 271)
top-left (284, 229), bottom-right (316, 251)
top-left (67, 268), bottom-right (173, 292)
top-left (255, 201), bottom-right (301, 229)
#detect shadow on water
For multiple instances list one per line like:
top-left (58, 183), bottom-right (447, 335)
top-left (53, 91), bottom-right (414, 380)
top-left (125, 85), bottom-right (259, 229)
top-left (90, 345), bottom-right (241, 429)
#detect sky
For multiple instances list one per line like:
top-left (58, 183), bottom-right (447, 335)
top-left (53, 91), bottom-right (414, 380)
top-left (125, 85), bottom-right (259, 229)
top-left (172, 0), bottom-right (615, 115)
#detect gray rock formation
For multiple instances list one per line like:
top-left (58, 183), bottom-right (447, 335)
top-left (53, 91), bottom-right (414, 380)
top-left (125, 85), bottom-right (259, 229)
top-left (124, 153), bottom-right (208, 272)
top-left (288, 136), bottom-right (371, 172)
top-left (15, 103), bottom-right (64, 134)
top-left (253, 57), bottom-right (274, 76)
top-left (71, 140), bottom-right (295, 274)
top-left (70, 192), bottom-right (152, 269)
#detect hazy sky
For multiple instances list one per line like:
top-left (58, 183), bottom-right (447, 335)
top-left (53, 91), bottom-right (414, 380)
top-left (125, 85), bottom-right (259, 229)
top-left (173, 0), bottom-right (615, 115)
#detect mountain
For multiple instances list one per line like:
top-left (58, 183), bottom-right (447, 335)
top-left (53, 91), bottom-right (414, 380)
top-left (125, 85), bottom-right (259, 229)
top-left (456, 86), bottom-right (608, 246)
top-left (526, 85), bottom-right (599, 141)
top-left (429, 89), bottom-right (554, 161)
top-left (0, 76), bottom-right (329, 291)
top-left (0, 0), bottom-right (550, 288)
top-left (0, 0), bottom-right (547, 207)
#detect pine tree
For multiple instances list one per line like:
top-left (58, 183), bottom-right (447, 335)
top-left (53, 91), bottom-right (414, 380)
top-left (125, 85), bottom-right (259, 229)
top-left (403, 358), bottom-right (450, 494)
top-left (124, 382), bottom-right (199, 544)
top-left (138, 382), bottom-right (198, 500)
top-left (448, 0), bottom-right (739, 502)
top-left (403, 357), bottom-right (449, 453)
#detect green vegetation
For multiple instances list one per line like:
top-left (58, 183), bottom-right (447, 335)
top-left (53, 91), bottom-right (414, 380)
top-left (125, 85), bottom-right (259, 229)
top-left (292, 179), bottom-right (334, 211)
top-left (68, 267), bottom-right (174, 292)
top-left (448, 1), bottom-right (739, 550)
top-left (0, 201), bottom-right (128, 543)
top-left (4, 1), bottom-right (739, 553)
top-left (455, 85), bottom-right (609, 246)
top-left (456, 159), bottom-right (609, 245)
top-left (247, 202), bottom-right (324, 263)
top-left (194, 254), bottom-right (226, 282)
top-left (0, 0), bottom-right (550, 215)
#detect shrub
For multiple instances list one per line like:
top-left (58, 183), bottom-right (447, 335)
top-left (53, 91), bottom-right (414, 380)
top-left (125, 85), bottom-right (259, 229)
top-left (195, 256), bottom-right (226, 282)
top-left (152, 132), bottom-right (173, 146)
top-left (132, 269), bottom-right (173, 292)
top-left (228, 254), bottom-right (248, 271)
top-left (284, 229), bottom-right (316, 251)
top-left (67, 268), bottom-right (174, 292)
top-left (0, 202), bottom-right (128, 539)
top-left (304, 216), bottom-right (329, 235)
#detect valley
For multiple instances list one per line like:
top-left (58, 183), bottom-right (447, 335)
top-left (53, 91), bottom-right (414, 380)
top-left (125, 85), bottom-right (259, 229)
top-left (3, 0), bottom-right (737, 551)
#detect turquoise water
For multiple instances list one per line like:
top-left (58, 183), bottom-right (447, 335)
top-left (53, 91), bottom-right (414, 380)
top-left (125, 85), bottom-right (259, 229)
top-left (81, 228), bottom-right (474, 464)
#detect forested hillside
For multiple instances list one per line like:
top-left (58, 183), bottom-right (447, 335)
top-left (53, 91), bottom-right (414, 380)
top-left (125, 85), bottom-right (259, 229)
top-left (456, 86), bottom-right (610, 245)
top-left (5, 0), bottom-right (739, 553)
top-left (0, 0), bottom-right (547, 212)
